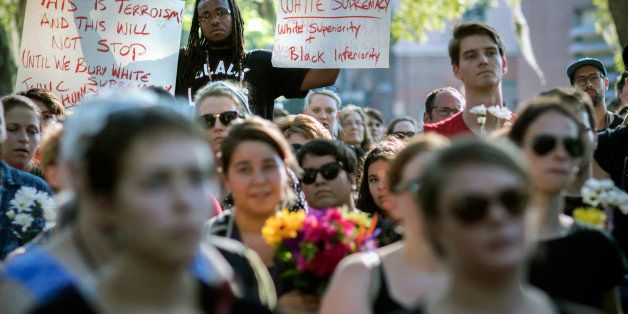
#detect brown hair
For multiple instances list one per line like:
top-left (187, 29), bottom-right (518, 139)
top-left (1, 94), bottom-right (42, 128)
top-left (17, 88), bottom-right (66, 118)
top-left (448, 22), bottom-right (505, 66)
top-left (339, 105), bottom-right (372, 151)
top-left (276, 114), bottom-right (332, 141)
top-left (388, 133), bottom-right (449, 190)
top-left (538, 87), bottom-right (595, 132)
top-left (386, 116), bottom-right (419, 135)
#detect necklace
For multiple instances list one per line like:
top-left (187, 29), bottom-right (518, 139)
top-left (72, 228), bottom-right (99, 272)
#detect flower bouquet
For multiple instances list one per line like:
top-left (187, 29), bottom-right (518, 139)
top-left (262, 207), bottom-right (376, 295)
top-left (574, 178), bottom-right (628, 231)
top-left (5, 186), bottom-right (56, 242)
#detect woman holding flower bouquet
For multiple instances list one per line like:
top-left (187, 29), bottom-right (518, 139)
top-left (321, 134), bottom-right (449, 313)
top-left (508, 96), bottom-right (626, 312)
top-left (206, 118), bottom-right (297, 293)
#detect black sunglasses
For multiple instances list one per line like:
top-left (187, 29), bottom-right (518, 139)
top-left (301, 162), bottom-right (344, 185)
top-left (531, 135), bottom-right (583, 158)
top-left (197, 111), bottom-right (241, 129)
top-left (449, 188), bottom-right (528, 225)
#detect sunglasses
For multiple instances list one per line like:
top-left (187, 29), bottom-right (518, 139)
top-left (531, 135), bottom-right (583, 158)
top-left (197, 111), bottom-right (241, 129)
top-left (448, 188), bottom-right (528, 225)
top-left (301, 162), bottom-right (344, 185)
top-left (391, 131), bottom-right (416, 139)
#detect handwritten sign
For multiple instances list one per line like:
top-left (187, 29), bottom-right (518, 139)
top-left (272, 0), bottom-right (392, 69)
top-left (14, 0), bottom-right (184, 108)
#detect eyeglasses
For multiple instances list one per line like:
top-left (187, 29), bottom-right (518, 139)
top-left (531, 134), bottom-right (584, 158)
top-left (301, 162), bottom-right (344, 185)
top-left (198, 8), bottom-right (231, 24)
top-left (391, 131), bottom-right (416, 139)
top-left (392, 179), bottom-right (420, 194)
top-left (432, 106), bottom-right (460, 116)
top-left (573, 73), bottom-right (604, 87)
top-left (197, 111), bottom-right (241, 129)
top-left (448, 188), bottom-right (528, 225)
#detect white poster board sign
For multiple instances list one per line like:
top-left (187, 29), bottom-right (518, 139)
top-left (272, 0), bottom-right (392, 68)
top-left (15, 0), bottom-right (184, 109)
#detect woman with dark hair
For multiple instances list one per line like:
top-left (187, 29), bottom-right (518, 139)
top-left (206, 117), bottom-right (299, 296)
top-left (321, 134), bottom-right (449, 313)
top-left (356, 136), bottom-right (406, 246)
top-left (508, 96), bottom-right (626, 312)
top-left (2, 95), bottom-right (44, 177)
top-left (1, 93), bottom-right (255, 313)
top-left (417, 139), bottom-right (559, 313)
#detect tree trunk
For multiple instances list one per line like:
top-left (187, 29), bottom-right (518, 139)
top-left (608, 0), bottom-right (628, 46)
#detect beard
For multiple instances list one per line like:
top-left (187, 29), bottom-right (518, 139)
top-left (208, 34), bottom-right (233, 49)
top-left (586, 88), bottom-right (604, 107)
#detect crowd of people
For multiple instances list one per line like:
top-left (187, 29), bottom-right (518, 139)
top-left (0, 0), bottom-right (627, 313)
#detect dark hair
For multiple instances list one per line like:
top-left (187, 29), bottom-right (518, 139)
top-left (425, 87), bottom-right (463, 117)
top-left (356, 136), bottom-right (406, 215)
top-left (448, 22), bottom-right (505, 66)
top-left (363, 108), bottom-right (384, 124)
top-left (221, 117), bottom-right (297, 174)
top-left (177, 0), bottom-right (246, 92)
top-left (388, 133), bottom-right (449, 191)
top-left (538, 87), bottom-right (595, 132)
top-left (616, 72), bottom-right (627, 103)
top-left (297, 139), bottom-right (358, 180)
top-left (17, 88), bottom-right (65, 118)
top-left (84, 107), bottom-right (205, 196)
top-left (386, 116), bottom-right (418, 135)
top-left (508, 96), bottom-right (584, 147)
top-left (417, 139), bottom-right (529, 222)
top-left (1, 94), bottom-right (42, 127)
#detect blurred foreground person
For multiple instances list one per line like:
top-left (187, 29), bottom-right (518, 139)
top-left (509, 96), bottom-right (626, 312)
top-left (321, 134), bottom-right (449, 313)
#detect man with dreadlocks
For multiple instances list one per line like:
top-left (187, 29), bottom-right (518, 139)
top-left (176, 0), bottom-right (340, 119)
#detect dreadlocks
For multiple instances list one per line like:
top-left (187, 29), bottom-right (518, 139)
top-left (178, 0), bottom-right (247, 89)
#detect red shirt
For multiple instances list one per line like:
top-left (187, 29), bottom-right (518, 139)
top-left (423, 112), bottom-right (472, 138)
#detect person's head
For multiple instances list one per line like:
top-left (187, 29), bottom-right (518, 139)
top-left (179, 0), bottom-right (245, 88)
top-left (194, 81), bottom-right (249, 157)
top-left (303, 87), bottom-right (342, 136)
top-left (339, 105), bottom-right (371, 151)
top-left (61, 92), bottom-right (215, 265)
top-left (567, 58), bottom-right (608, 108)
top-left (40, 124), bottom-right (67, 192)
top-left (276, 114), bottom-right (332, 151)
top-left (615, 71), bottom-right (628, 111)
top-left (508, 97), bottom-right (584, 197)
top-left (221, 117), bottom-right (297, 218)
top-left (449, 22), bottom-right (507, 90)
top-left (356, 136), bottom-right (406, 220)
top-left (297, 139), bottom-right (357, 209)
top-left (418, 139), bottom-right (530, 276)
top-left (538, 87), bottom-right (595, 168)
top-left (388, 134), bottom-right (449, 230)
top-left (386, 116), bottom-right (419, 139)
top-left (1, 95), bottom-right (42, 170)
top-left (363, 108), bottom-right (385, 142)
top-left (17, 88), bottom-right (65, 132)
top-left (424, 87), bottom-right (465, 123)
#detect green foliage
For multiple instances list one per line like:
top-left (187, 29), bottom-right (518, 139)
top-left (391, 0), bottom-right (477, 42)
top-left (591, 0), bottom-right (623, 72)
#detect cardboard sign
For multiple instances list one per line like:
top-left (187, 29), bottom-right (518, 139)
top-left (272, 0), bottom-right (392, 69)
top-left (14, 0), bottom-right (184, 108)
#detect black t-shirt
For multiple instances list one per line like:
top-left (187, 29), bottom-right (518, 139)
top-left (527, 222), bottom-right (627, 310)
top-left (176, 48), bottom-right (308, 119)
top-left (594, 126), bottom-right (628, 192)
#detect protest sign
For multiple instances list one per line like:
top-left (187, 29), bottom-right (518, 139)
top-left (272, 0), bottom-right (392, 69)
top-left (14, 0), bottom-right (184, 108)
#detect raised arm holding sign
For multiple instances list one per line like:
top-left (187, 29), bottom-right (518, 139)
top-left (176, 0), bottom-right (339, 120)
